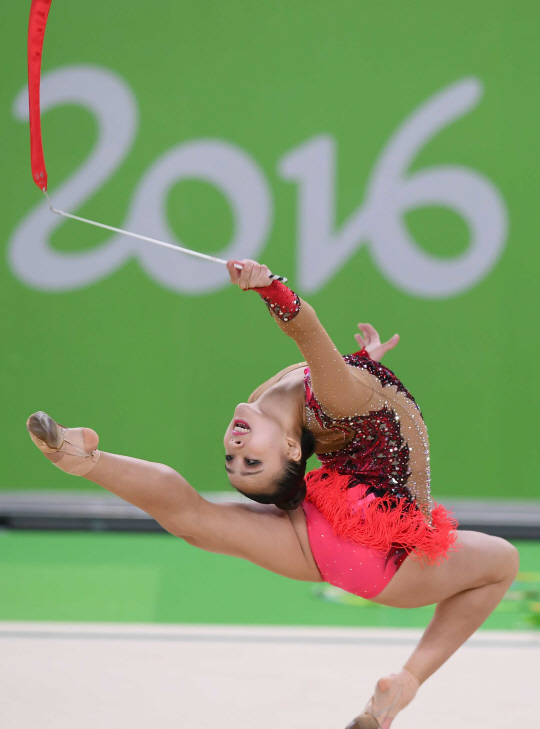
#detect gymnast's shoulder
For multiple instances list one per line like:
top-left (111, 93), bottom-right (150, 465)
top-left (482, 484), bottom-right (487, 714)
top-left (247, 362), bottom-right (307, 403)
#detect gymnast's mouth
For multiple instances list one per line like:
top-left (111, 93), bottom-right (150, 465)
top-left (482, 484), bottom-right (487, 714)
top-left (232, 420), bottom-right (251, 435)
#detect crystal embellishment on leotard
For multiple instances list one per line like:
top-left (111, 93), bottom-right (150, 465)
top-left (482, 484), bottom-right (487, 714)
top-left (343, 354), bottom-right (420, 410)
top-left (304, 353), bottom-right (434, 522)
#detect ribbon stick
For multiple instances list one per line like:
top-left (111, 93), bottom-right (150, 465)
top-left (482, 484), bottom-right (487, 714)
top-left (26, 0), bottom-right (288, 282)
top-left (28, 0), bottom-right (53, 191)
top-left (44, 194), bottom-right (288, 281)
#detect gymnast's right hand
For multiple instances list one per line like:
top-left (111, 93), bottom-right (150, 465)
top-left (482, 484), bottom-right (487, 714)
top-left (226, 259), bottom-right (273, 290)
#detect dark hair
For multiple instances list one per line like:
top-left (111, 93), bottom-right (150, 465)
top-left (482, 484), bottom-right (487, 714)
top-left (237, 428), bottom-right (316, 511)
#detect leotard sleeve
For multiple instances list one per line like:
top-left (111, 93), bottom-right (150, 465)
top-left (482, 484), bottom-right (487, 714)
top-left (251, 281), bottom-right (374, 418)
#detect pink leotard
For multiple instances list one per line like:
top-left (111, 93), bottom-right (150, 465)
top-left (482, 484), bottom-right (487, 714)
top-left (302, 499), bottom-right (407, 599)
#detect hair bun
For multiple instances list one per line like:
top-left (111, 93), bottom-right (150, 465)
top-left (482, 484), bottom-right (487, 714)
top-left (275, 481), bottom-right (307, 511)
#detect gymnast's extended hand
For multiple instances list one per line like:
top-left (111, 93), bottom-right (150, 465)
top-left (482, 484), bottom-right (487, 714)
top-left (355, 322), bottom-right (400, 362)
top-left (226, 258), bottom-right (273, 289)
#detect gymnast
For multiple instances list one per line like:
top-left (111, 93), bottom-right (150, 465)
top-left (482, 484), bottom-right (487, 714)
top-left (26, 259), bottom-right (519, 729)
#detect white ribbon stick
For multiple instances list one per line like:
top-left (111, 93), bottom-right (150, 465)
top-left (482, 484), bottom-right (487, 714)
top-left (43, 192), bottom-right (287, 282)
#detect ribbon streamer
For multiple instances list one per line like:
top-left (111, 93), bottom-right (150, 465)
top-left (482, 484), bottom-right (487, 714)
top-left (26, 0), bottom-right (287, 282)
top-left (28, 0), bottom-right (52, 191)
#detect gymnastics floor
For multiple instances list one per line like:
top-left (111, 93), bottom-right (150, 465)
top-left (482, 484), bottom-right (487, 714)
top-left (1, 531), bottom-right (539, 727)
top-left (1, 623), bottom-right (538, 728)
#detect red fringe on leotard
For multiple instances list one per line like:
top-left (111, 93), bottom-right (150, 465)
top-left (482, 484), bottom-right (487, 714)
top-left (305, 467), bottom-right (459, 565)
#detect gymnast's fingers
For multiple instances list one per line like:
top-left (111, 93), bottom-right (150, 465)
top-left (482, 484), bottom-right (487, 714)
top-left (253, 264), bottom-right (272, 288)
top-left (247, 262), bottom-right (263, 289)
top-left (228, 259), bottom-right (271, 290)
top-left (358, 323), bottom-right (380, 348)
top-left (354, 331), bottom-right (365, 348)
top-left (379, 333), bottom-right (400, 356)
top-left (238, 259), bottom-right (257, 289)
top-left (226, 260), bottom-right (242, 285)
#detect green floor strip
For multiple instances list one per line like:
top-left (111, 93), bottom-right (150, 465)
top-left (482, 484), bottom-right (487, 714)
top-left (1, 531), bottom-right (539, 629)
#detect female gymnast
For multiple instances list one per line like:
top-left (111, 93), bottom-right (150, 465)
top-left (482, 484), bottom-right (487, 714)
top-left (26, 259), bottom-right (519, 729)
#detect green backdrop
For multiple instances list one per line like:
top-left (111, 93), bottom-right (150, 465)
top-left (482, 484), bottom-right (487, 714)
top-left (2, 1), bottom-right (539, 498)
top-left (2, 532), bottom-right (540, 629)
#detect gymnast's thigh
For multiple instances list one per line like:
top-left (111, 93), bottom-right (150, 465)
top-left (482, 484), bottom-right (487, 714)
top-left (370, 530), bottom-right (515, 608)
top-left (179, 498), bottom-right (323, 583)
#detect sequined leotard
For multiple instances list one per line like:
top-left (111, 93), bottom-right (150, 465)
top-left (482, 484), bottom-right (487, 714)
top-left (249, 281), bottom-right (457, 598)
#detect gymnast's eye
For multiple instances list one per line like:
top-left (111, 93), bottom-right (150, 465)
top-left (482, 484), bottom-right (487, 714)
top-left (244, 459), bottom-right (261, 467)
top-left (225, 455), bottom-right (233, 462)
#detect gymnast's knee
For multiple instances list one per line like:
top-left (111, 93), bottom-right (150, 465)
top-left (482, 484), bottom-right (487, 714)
top-left (490, 536), bottom-right (520, 582)
top-left (147, 465), bottom-right (202, 537)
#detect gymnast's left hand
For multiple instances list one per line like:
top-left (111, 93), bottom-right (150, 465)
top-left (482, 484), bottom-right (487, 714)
top-left (227, 259), bottom-right (273, 290)
top-left (355, 322), bottom-right (400, 362)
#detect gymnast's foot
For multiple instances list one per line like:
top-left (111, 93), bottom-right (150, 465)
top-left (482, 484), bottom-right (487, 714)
top-left (346, 669), bottom-right (419, 729)
top-left (26, 411), bottom-right (100, 477)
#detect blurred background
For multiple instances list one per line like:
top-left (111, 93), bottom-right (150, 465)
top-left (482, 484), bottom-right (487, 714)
top-left (1, 1), bottom-right (539, 727)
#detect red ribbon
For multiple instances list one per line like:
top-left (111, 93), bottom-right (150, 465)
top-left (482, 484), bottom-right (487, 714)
top-left (28, 0), bottom-right (52, 191)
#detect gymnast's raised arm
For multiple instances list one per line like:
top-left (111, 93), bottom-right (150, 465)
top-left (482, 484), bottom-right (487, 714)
top-left (227, 258), bottom-right (374, 418)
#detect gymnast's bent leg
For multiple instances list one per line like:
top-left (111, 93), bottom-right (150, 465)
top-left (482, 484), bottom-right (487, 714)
top-left (348, 530), bottom-right (519, 728)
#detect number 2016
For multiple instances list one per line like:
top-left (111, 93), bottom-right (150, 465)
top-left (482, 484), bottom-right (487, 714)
top-left (11, 67), bottom-right (507, 298)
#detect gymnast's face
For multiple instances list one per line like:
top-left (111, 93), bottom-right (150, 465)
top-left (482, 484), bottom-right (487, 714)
top-left (223, 403), bottom-right (299, 496)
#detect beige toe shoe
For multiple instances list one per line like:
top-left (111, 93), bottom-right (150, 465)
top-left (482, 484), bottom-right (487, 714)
top-left (27, 411), bottom-right (101, 477)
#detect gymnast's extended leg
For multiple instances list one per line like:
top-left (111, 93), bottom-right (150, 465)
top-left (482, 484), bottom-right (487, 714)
top-left (84, 450), bottom-right (321, 581)
top-left (25, 415), bottom-right (322, 582)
